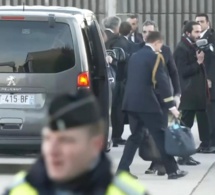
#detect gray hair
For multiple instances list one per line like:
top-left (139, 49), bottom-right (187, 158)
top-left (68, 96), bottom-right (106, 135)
top-left (102, 16), bottom-right (121, 30)
top-left (142, 20), bottom-right (159, 31)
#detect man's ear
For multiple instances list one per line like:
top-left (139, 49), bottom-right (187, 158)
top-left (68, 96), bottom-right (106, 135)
top-left (185, 32), bottom-right (190, 37)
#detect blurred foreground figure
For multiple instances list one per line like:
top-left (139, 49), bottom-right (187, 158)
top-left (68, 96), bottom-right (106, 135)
top-left (4, 91), bottom-right (150, 195)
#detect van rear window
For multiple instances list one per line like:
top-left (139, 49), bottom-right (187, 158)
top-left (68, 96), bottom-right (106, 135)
top-left (0, 20), bottom-right (75, 73)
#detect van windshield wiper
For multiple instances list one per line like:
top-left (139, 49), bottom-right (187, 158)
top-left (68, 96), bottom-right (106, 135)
top-left (0, 61), bottom-right (16, 72)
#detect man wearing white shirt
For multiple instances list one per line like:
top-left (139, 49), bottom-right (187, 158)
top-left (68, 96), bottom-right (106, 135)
top-left (127, 15), bottom-right (143, 43)
top-left (195, 14), bottom-right (211, 38)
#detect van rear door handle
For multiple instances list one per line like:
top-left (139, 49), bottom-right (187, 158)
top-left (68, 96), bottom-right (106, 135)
top-left (0, 118), bottom-right (23, 130)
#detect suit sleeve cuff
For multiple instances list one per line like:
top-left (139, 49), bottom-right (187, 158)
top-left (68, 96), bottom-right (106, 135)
top-left (163, 96), bottom-right (174, 102)
top-left (163, 96), bottom-right (175, 108)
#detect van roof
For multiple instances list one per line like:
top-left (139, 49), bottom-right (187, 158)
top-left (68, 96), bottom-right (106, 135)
top-left (0, 10), bottom-right (76, 20)
top-left (0, 6), bottom-right (94, 17)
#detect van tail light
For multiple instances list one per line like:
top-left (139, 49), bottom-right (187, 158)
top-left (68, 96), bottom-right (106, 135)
top-left (1, 16), bottom-right (25, 20)
top-left (77, 72), bottom-right (90, 87)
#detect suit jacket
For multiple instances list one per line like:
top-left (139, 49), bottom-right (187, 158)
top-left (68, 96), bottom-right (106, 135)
top-left (128, 31), bottom-right (143, 43)
top-left (111, 36), bottom-right (143, 55)
top-left (201, 28), bottom-right (215, 100)
top-left (202, 28), bottom-right (215, 44)
top-left (161, 45), bottom-right (181, 96)
top-left (111, 36), bottom-right (131, 82)
top-left (111, 36), bottom-right (131, 54)
top-left (136, 42), bottom-right (181, 96)
top-left (122, 46), bottom-right (175, 113)
top-left (110, 36), bottom-right (143, 82)
top-left (104, 29), bottom-right (119, 49)
top-left (174, 37), bottom-right (208, 110)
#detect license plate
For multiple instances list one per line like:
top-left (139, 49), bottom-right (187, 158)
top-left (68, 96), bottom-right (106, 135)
top-left (0, 94), bottom-right (35, 105)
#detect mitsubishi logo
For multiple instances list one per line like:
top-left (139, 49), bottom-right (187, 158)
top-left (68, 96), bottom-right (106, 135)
top-left (7, 76), bottom-right (16, 86)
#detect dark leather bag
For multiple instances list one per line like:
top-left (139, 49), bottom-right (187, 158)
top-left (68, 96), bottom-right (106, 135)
top-left (165, 119), bottom-right (196, 157)
top-left (139, 129), bottom-right (161, 161)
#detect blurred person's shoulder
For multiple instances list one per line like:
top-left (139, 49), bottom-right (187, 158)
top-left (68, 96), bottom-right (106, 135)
top-left (3, 171), bottom-right (31, 195)
top-left (108, 171), bottom-right (150, 195)
top-left (4, 158), bottom-right (48, 195)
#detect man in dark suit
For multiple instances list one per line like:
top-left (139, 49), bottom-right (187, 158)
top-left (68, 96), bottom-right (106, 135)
top-left (111, 22), bottom-right (133, 54)
top-left (127, 15), bottom-right (143, 43)
top-left (174, 21), bottom-right (211, 165)
top-left (138, 20), bottom-right (181, 175)
top-left (110, 21), bottom-right (143, 147)
top-left (117, 31), bottom-right (187, 179)
top-left (102, 16), bottom-right (121, 49)
top-left (196, 13), bottom-right (215, 153)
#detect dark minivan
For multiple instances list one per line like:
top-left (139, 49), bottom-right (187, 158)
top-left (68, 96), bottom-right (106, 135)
top-left (0, 6), bottom-right (112, 152)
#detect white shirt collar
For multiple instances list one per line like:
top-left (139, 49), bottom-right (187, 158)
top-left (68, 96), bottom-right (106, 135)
top-left (145, 43), bottom-right (155, 52)
top-left (145, 43), bottom-right (162, 53)
top-left (105, 28), bottom-right (114, 33)
top-left (124, 36), bottom-right (129, 40)
top-left (186, 37), bottom-right (192, 44)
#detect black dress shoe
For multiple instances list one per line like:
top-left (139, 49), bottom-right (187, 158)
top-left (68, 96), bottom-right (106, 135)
top-left (197, 142), bottom-right (210, 153)
top-left (168, 170), bottom-right (188, 179)
top-left (189, 157), bottom-right (201, 165)
top-left (117, 138), bottom-right (126, 145)
top-left (177, 157), bottom-right (200, 166)
top-left (145, 166), bottom-right (166, 176)
top-left (145, 168), bottom-right (156, 174)
top-left (203, 146), bottom-right (215, 153)
top-left (113, 138), bottom-right (126, 145)
top-left (156, 165), bottom-right (166, 176)
top-left (157, 171), bottom-right (166, 176)
top-left (197, 146), bottom-right (210, 153)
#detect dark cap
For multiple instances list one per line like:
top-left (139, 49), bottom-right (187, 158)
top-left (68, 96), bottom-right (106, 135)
top-left (48, 91), bottom-right (102, 131)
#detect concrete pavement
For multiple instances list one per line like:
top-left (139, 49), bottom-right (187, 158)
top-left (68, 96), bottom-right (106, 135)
top-left (190, 162), bottom-right (215, 195)
top-left (109, 123), bottom-right (215, 195)
top-left (110, 151), bottom-right (214, 195)
top-left (0, 123), bottom-right (214, 195)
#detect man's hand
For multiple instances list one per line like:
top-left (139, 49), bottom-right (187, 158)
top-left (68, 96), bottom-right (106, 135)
top-left (169, 106), bottom-right (180, 118)
top-left (207, 79), bottom-right (212, 88)
top-left (106, 55), bottom-right (113, 64)
top-left (174, 95), bottom-right (181, 108)
top-left (196, 51), bottom-right (205, 64)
